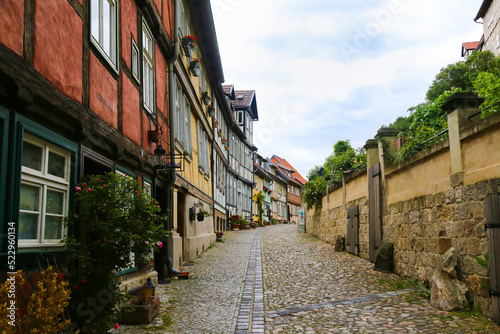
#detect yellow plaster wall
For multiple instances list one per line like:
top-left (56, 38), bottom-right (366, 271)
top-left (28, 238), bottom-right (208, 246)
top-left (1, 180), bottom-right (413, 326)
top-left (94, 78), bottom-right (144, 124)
top-left (463, 123), bottom-right (500, 185)
top-left (386, 148), bottom-right (451, 206)
top-left (176, 112), bottom-right (212, 197)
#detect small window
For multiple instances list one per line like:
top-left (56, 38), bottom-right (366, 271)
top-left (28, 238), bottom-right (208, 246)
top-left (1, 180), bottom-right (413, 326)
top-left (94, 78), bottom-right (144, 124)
top-left (142, 20), bottom-right (155, 114)
top-left (132, 38), bottom-right (140, 83)
top-left (90, 0), bottom-right (118, 69)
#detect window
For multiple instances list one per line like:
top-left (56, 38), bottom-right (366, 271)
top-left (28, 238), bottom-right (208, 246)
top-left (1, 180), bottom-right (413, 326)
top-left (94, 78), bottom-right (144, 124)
top-left (197, 120), bottom-right (210, 176)
top-left (90, 0), bottom-right (118, 69)
top-left (174, 78), bottom-right (192, 154)
top-left (238, 111), bottom-right (243, 125)
top-left (142, 20), bottom-right (155, 113)
top-left (184, 96), bottom-right (192, 154)
top-left (132, 38), bottom-right (140, 82)
top-left (19, 134), bottom-right (71, 246)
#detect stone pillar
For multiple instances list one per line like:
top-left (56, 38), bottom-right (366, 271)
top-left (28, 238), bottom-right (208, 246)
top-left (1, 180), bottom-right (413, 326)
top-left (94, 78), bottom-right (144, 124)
top-left (364, 139), bottom-right (379, 168)
top-left (442, 93), bottom-right (484, 187)
top-left (375, 127), bottom-right (399, 181)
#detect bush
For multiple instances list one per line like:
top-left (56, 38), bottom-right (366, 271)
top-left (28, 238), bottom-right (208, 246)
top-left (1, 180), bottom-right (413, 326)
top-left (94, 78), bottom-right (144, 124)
top-left (63, 172), bottom-right (168, 333)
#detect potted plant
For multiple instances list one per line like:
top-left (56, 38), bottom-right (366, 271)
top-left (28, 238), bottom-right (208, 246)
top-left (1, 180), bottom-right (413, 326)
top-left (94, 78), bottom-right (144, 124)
top-left (122, 285), bottom-right (160, 325)
top-left (216, 231), bottom-right (224, 242)
top-left (221, 138), bottom-right (227, 145)
top-left (217, 129), bottom-right (222, 137)
top-left (240, 217), bottom-right (249, 230)
top-left (207, 104), bottom-right (215, 117)
top-left (231, 215), bottom-right (240, 230)
top-left (197, 208), bottom-right (211, 221)
top-left (224, 144), bottom-right (229, 151)
top-left (189, 58), bottom-right (200, 77)
top-left (181, 35), bottom-right (197, 59)
top-left (201, 91), bottom-right (212, 106)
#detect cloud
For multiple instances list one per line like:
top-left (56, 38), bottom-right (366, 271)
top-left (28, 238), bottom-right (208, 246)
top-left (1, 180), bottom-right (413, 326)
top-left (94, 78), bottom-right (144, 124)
top-left (212, 0), bottom-right (484, 177)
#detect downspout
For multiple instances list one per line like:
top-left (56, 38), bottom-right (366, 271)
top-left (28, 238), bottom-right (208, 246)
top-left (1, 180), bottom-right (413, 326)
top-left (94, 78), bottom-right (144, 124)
top-left (161, 0), bottom-right (180, 279)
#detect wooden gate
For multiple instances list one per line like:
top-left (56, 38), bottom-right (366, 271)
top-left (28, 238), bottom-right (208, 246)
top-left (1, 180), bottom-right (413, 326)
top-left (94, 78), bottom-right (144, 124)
top-left (346, 205), bottom-right (359, 256)
top-left (486, 195), bottom-right (500, 324)
top-left (369, 163), bottom-right (382, 263)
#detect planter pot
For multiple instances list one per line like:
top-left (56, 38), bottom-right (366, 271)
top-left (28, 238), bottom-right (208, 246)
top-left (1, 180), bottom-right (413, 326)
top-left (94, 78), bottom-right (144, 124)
top-left (181, 38), bottom-right (195, 58)
top-left (231, 223), bottom-right (240, 231)
top-left (241, 225), bottom-right (250, 230)
top-left (121, 296), bottom-right (160, 325)
top-left (231, 215), bottom-right (240, 222)
top-left (197, 215), bottom-right (204, 222)
top-left (202, 93), bottom-right (211, 106)
top-left (216, 237), bottom-right (223, 242)
top-left (189, 61), bottom-right (200, 77)
top-left (218, 130), bottom-right (222, 137)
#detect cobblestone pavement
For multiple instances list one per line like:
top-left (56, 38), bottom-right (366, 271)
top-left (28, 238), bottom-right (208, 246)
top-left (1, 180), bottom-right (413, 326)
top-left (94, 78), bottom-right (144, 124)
top-left (111, 225), bottom-right (500, 334)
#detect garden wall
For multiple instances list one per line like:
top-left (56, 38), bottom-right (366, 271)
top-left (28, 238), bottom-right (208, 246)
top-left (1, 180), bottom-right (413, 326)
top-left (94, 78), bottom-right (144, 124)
top-left (305, 94), bottom-right (500, 316)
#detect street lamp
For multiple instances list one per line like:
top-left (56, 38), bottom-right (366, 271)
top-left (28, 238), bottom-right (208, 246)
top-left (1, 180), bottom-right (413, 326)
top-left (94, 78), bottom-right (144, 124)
top-left (154, 143), bottom-right (167, 170)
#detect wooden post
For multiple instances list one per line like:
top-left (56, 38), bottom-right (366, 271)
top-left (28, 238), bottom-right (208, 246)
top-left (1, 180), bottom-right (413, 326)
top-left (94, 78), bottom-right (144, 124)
top-left (485, 195), bottom-right (500, 324)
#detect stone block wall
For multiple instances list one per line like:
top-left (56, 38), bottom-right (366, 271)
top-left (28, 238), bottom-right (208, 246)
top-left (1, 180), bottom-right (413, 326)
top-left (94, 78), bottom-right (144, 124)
top-left (304, 95), bottom-right (500, 317)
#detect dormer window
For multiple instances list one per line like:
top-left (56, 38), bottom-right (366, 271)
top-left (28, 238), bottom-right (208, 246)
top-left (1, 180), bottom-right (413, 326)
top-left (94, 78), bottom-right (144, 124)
top-left (237, 94), bottom-right (244, 99)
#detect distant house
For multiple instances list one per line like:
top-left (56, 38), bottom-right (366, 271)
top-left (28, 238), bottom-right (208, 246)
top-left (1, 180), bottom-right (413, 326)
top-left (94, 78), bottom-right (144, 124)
top-left (270, 155), bottom-right (306, 224)
top-left (223, 85), bottom-right (258, 222)
top-left (461, 41), bottom-right (481, 57)
top-left (475, 0), bottom-right (500, 56)
top-left (253, 154), bottom-right (273, 224)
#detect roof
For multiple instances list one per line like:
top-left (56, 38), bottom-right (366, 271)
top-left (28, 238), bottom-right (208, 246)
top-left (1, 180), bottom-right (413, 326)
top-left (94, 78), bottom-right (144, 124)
top-left (187, 0), bottom-right (224, 84)
top-left (462, 41), bottom-right (480, 50)
top-left (475, 0), bottom-right (492, 21)
top-left (222, 84), bottom-right (234, 98)
top-left (232, 90), bottom-right (254, 108)
top-left (270, 155), bottom-right (307, 185)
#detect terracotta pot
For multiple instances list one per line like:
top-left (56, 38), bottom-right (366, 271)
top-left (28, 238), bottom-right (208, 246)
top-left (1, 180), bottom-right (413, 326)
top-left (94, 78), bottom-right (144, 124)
top-left (232, 223), bottom-right (240, 231)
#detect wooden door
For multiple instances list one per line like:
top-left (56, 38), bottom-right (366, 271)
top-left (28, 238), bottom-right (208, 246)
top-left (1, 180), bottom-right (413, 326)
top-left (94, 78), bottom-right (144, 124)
top-left (369, 163), bottom-right (382, 263)
top-left (346, 205), bottom-right (359, 256)
top-left (486, 195), bottom-right (500, 324)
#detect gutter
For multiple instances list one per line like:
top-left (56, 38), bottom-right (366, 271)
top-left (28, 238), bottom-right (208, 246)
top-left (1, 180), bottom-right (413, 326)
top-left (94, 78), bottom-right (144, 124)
top-left (161, 0), bottom-right (180, 279)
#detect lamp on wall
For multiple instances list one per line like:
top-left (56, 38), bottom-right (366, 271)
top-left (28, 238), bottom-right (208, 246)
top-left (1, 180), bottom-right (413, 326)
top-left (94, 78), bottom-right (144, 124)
top-left (154, 143), bottom-right (167, 170)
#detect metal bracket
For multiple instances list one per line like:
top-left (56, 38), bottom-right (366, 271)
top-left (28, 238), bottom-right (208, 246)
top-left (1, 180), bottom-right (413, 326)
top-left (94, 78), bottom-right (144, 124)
top-left (485, 223), bottom-right (500, 230)
top-left (490, 290), bottom-right (500, 297)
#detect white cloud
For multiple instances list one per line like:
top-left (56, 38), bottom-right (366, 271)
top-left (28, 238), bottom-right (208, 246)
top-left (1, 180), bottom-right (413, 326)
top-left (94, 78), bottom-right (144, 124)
top-left (212, 0), bottom-right (485, 177)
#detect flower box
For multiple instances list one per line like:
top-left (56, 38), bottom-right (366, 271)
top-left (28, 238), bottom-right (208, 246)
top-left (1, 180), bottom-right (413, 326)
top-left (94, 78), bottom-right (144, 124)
top-left (181, 36), bottom-right (197, 59)
top-left (121, 296), bottom-right (160, 325)
top-left (189, 59), bottom-right (200, 77)
top-left (202, 91), bottom-right (211, 106)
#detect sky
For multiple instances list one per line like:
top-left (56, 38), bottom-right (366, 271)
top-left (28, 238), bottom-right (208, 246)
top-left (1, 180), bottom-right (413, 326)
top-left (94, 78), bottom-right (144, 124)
top-left (210, 0), bottom-right (484, 179)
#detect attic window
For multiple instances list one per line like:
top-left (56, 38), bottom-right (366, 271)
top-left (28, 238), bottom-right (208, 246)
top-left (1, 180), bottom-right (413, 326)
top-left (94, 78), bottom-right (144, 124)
top-left (237, 94), bottom-right (244, 99)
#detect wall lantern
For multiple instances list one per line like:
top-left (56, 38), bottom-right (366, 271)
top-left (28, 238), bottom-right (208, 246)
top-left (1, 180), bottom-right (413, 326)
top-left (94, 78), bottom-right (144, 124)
top-left (154, 144), bottom-right (167, 169)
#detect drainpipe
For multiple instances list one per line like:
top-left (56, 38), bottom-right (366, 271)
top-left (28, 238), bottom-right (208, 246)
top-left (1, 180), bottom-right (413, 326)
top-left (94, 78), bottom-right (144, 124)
top-left (160, 0), bottom-right (180, 279)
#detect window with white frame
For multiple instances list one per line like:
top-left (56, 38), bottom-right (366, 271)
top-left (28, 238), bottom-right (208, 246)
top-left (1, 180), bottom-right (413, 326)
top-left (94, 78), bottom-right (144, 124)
top-left (131, 38), bottom-right (140, 83)
top-left (197, 120), bottom-right (210, 176)
top-left (90, 0), bottom-right (118, 69)
top-left (142, 20), bottom-right (155, 114)
top-left (184, 96), bottom-right (192, 154)
top-left (19, 133), bottom-right (71, 246)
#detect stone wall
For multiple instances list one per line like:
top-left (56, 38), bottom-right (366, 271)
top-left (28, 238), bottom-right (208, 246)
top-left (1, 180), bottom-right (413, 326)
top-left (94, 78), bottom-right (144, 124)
top-left (304, 94), bottom-right (500, 316)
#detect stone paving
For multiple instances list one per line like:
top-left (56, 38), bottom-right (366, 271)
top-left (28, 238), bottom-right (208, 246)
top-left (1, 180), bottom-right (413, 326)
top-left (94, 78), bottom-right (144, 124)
top-left (110, 224), bottom-right (500, 334)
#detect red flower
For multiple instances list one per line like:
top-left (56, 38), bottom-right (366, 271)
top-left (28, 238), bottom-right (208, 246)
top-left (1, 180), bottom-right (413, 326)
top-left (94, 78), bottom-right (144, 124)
top-left (83, 279), bottom-right (87, 284)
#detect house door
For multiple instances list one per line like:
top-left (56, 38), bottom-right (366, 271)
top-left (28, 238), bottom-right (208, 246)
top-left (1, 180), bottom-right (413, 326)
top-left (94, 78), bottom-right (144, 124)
top-left (177, 192), bottom-right (186, 262)
top-left (346, 205), bottom-right (359, 256)
top-left (369, 162), bottom-right (382, 263)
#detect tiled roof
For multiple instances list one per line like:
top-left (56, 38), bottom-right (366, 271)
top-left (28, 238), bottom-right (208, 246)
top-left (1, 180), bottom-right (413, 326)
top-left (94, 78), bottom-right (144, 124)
top-left (232, 90), bottom-right (255, 108)
top-left (270, 155), bottom-right (307, 185)
top-left (222, 84), bottom-right (234, 95)
top-left (462, 41), bottom-right (480, 50)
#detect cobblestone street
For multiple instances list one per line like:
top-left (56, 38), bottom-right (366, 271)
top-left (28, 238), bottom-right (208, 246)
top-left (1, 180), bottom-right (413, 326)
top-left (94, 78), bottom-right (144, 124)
top-left (111, 225), bottom-right (500, 333)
